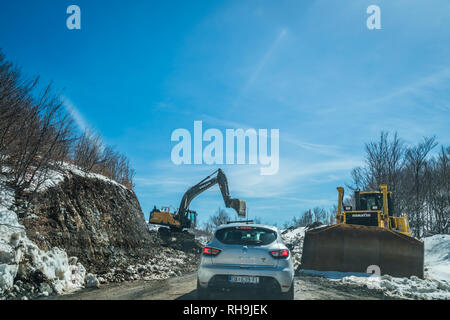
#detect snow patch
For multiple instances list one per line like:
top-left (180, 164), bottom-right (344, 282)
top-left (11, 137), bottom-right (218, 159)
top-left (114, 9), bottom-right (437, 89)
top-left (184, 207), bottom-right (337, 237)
top-left (284, 224), bottom-right (450, 300)
top-left (0, 181), bottom-right (86, 299)
top-left (424, 234), bottom-right (450, 282)
top-left (281, 226), bottom-right (306, 269)
top-left (301, 269), bottom-right (450, 300)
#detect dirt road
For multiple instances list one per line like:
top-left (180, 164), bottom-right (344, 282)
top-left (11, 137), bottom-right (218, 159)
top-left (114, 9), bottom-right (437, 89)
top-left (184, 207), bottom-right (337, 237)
top-left (48, 272), bottom-right (392, 300)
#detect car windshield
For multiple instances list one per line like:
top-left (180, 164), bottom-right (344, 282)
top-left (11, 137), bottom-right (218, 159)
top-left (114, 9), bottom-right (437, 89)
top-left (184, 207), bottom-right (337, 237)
top-left (215, 227), bottom-right (277, 246)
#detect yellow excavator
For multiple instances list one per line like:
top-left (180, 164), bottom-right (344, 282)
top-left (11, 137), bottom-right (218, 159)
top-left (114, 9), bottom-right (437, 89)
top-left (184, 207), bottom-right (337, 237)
top-left (301, 185), bottom-right (424, 278)
top-left (149, 168), bottom-right (246, 231)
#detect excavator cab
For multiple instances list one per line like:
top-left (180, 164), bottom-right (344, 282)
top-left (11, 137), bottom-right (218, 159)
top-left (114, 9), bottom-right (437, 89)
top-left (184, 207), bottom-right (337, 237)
top-left (301, 185), bottom-right (424, 278)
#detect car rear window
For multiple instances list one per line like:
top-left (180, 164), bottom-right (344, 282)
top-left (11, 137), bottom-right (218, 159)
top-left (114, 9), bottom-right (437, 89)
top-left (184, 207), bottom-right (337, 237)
top-left (215, 227), bottom-right (277, 246)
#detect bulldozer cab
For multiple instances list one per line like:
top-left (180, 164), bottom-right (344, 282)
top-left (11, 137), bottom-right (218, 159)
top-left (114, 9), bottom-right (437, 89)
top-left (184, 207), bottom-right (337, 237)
top-left (357, 192), bottom-right (384, 211)
top-left (340, 187), bottom-right (395, 229)
top-left (343, 191), bottom-right (386, 227)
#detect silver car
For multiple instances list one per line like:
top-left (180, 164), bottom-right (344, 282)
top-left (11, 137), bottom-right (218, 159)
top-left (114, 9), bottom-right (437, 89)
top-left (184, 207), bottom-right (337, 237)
top-left (197, 222), bottom-right (294, 299)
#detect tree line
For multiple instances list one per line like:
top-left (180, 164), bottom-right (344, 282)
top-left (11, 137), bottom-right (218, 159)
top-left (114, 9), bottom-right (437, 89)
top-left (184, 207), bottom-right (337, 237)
top-left (0, 51), bottom-right (135, 193)
top-left (282, 207), bottom-right (335, 229)
top-left (350, 131), bottom-right (449, 237)
top-left (202, 208), bottom-right (262, 234)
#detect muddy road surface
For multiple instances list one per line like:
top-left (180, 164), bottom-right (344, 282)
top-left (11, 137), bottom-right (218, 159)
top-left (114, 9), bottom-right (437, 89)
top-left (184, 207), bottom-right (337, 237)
top-left (47, 272), bottom-right (394, 300)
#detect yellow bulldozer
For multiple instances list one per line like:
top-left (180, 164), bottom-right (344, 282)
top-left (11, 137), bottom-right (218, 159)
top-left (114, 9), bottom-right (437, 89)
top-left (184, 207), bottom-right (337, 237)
top-left (301, 185), bottom-right (424, 278)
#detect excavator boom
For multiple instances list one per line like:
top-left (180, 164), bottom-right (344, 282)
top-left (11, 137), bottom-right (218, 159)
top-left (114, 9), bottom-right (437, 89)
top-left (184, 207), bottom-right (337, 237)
top-left (150, 169), bottom-right (246, 230)
top-left (177, 169), bottom-right (246, 222)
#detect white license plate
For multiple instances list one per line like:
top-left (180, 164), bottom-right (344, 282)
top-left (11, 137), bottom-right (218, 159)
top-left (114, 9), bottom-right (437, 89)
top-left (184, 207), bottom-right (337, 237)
top-left (228, 276), bottom-right (260, 284)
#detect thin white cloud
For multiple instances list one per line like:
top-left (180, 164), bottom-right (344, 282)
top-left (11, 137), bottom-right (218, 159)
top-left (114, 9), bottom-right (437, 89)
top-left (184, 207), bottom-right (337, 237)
top-left (246, 27), bottom-right (288, 88)
top-left (233, 27), bottom-right (288, 108)
top-left (63, 96), bottom-right (88, 132)
top-left (366, 67), bottom-right (450, 107)
top-left (201, 113), bottom-right (345, 157)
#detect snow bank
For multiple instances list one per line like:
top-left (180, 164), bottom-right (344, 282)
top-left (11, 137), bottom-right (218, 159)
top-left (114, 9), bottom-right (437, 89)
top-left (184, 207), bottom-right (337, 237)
top-left (316, 271), bottom-right (450, 300)
top-left (424, 234), bottom-right (450, 282)
top-left (101, 247), bottom-right (198, 283)
top-left (60, 163), bottom-right (128, 190)
top-left (301, 239), bottom-right (450, 301)
top-left (281, 226), bottom-right (306, 269)
top-left (196, 235), bottom-right (209, 247)
top-left (281, 226), bottom-right (306, 240)
top-left (0, 182), bottom-right (86, 299)
top-left (18, 162), bottom-right (129, 193)
top-left (148, 223), bottom-right (162, 232)
top-left (284, 224), bottom-right (450, 300)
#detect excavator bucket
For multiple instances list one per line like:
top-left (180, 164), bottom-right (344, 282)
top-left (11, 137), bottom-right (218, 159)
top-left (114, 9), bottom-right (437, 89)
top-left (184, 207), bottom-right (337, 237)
top-left (301, 224), bottom-right (424, 278)
top-left (229, 198), bottom-right (246, 217)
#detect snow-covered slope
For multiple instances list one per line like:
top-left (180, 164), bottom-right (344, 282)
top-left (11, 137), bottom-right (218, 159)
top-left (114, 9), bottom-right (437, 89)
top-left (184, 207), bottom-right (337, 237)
top-left (424, 234), bottom-right (450, 282)
top-left (26, 162), bottom-right (129, 193)
top-left (0, 181), bottom-right (86, 299)
top-left (300, 269), bottom-right (450, 300)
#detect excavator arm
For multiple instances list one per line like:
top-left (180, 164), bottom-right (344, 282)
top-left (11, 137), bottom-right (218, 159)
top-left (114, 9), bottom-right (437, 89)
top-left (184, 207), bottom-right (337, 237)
top-left (175, 169), bottom-right (246, 229)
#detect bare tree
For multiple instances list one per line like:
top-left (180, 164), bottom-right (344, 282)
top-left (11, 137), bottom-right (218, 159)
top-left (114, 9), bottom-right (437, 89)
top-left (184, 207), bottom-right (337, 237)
top-left (1, 51), bottom-right (136, 192)
top-left (73, 131), bottom-right (104, 173)
top-left (5, 82), bottom-right (75, 193)
top-left (403, 136), bottom-right (437, 236)
top-left (204, 208), bottom-right (231, 234)
top-left (350, 132), bottom-right (406, 215)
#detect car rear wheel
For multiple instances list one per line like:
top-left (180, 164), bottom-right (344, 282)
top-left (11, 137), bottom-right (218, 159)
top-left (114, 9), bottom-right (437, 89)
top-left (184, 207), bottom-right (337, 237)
top-left (197, 279), bottom-right (210, 300)
top-left (280, 281), bottom-right (294, 300)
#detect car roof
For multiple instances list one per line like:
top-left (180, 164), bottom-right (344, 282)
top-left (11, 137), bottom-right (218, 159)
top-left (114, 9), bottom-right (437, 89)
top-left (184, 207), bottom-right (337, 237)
top-left (214, 223), bottom-right (278, 232)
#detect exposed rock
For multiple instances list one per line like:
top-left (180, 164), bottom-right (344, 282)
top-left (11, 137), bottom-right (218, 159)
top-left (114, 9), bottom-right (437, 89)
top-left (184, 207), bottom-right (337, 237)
top-left (1, 168), bottom-right (202, 300)
top-left (1, 183), bottom-right (86, 299)
top-left (18, 173), bottom-right (160, 274)
top-left (85, 273), bottom-right (100, 288)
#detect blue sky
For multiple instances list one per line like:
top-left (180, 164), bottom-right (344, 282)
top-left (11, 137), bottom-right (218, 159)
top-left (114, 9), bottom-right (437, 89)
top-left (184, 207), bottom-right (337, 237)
top-left (1, 1), bottom-right (449, 226)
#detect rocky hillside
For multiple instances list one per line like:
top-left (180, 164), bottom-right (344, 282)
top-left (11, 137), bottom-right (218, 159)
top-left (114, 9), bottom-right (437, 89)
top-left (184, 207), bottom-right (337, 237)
top-left (0, 167), bottom-right (201, 300)
top-left (17, 172), bottom-right (155, 273)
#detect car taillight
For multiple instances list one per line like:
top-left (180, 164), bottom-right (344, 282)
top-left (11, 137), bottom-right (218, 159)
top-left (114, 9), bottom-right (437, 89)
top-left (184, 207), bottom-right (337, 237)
top-left (202, 247), bottom-right (221, 256)
top-left (270, 249), bottom-right (289, 259)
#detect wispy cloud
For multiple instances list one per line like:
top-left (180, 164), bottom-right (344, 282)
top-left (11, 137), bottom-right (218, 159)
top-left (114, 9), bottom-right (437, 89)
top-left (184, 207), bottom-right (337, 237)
top-left (63, 96), bottom-right (88, 132)
top-left (200, 113), bottom-right (346, 157)
top-left (366, 67), bottom-right (450, 108)
top-left (233, 27), bottom-right (288, 107)
top-left (245, 27), bottom-right (288, 89)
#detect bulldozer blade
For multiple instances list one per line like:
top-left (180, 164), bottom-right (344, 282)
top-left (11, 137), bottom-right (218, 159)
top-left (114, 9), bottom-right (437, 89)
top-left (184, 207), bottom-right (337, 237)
top-left (301, 224), bottom-right (424, 278)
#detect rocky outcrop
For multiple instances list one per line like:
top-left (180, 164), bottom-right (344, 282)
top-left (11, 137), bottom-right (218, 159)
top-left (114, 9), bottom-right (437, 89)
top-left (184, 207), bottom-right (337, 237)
top-left (1, 168), bottom-right (202, 300)
top-left (17, 172), bottom-right (160, 274)
top-left (0, 183), bottom-right (86, 300)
